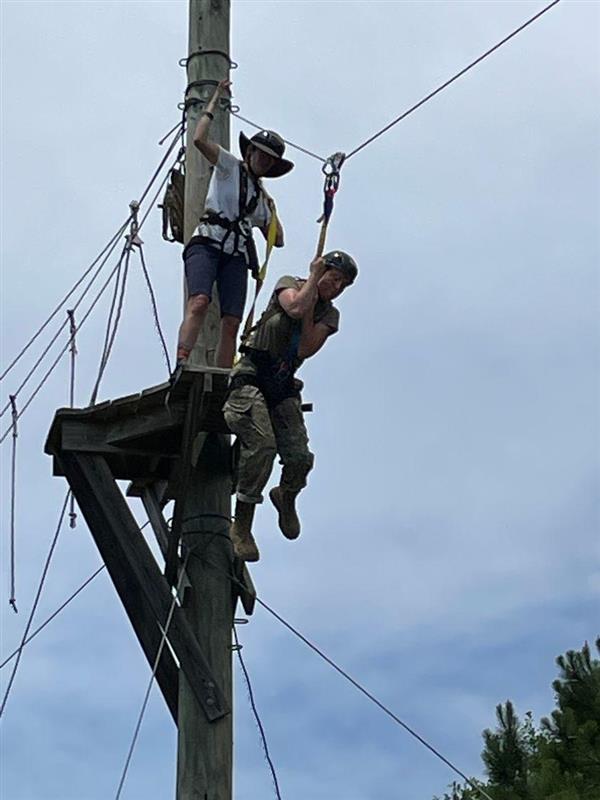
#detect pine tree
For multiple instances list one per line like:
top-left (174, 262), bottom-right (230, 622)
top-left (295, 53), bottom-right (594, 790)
top-left (530, 638), bottom-right (600, 800)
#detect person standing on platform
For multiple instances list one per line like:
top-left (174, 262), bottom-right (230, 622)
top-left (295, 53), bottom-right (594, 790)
top-left (176, 79), bottom-right (293, 369)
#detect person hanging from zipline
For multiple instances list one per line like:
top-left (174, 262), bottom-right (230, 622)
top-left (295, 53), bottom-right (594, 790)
top-left (223, 250), bottom-right (358, 561)
top-left (176, 79), bottom-right (292, 368)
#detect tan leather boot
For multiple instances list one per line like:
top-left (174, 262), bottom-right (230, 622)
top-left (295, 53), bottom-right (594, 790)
top-left (269, 486), bottom-right (301, 540)
top-left (230, 500), bottom-right (260, 562)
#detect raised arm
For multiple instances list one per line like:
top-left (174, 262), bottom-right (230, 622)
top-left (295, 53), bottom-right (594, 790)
top-left (277, 257), bottom-right (327, 319)
top-left (193, 79), bottom-right (232, 165)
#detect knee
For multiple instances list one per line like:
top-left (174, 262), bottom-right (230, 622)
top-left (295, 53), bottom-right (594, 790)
top-left (285, 450), bottom-right (314, 476)
top-left (187, 294), bottom-right (209, 317)
top-left (221, 315), bottom-right (241, 338)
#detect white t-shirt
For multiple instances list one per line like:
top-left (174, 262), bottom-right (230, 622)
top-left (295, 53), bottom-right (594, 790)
top-left (194, 146), bottom-right (271, 259)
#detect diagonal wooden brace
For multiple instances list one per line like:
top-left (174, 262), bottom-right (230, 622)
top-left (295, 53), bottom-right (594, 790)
top-left (58, 451), bottom-right (229, 723)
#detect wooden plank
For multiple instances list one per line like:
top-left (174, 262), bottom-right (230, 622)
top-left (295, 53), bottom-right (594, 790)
top-left (105, 406), bottom-right (185, 447)
top-left (61, 419), bottom-right (173, 458)
top-left (59, 452), bottom-right (229, 722)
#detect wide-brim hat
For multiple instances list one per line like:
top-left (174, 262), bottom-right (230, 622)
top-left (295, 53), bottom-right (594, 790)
top-left (239, 130), bottom-right (294, 178)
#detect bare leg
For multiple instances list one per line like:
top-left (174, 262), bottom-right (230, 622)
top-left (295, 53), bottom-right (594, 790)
top-left (176, 294), bottom-right (210, 362)
top-left (215, 314), bottom-right (241, 368)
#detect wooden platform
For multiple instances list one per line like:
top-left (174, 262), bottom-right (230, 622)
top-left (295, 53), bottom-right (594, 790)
top-left (45, 365), bottom-right (256, 726)
top-left (45, 365), bottom-right (230, 483)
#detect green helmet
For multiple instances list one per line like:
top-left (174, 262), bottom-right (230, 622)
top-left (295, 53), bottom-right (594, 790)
top-left (323, 250), bottom-right (358, 285)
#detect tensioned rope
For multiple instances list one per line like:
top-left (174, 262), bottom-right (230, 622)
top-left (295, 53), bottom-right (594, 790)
top-left (0, 221), bottom-right (129, 421)
top-left (345, 0), bottom-right (561, 159)
top-left (0, 144), bottom-right (183, 446)
top-left (0, 522), bottom-right (149, 673)
top-left (0, 491), bottom-right (70, 719)
top-left (234, 625), bottom-right (282, 800)
top-left (0, 566), bottom-right (105, 670)
top-left (226, 0), bottom-right (559, 171)
top-left (138, 244), bottom-right (172, 374)
top-left (89, 239), bottom-right (133, 405)
top-left (0, 121), bottom-right (183, 385)
top-left (230, 110), bottom-right (326, 164)
top-left (194, 553), bottom-right (495, 800)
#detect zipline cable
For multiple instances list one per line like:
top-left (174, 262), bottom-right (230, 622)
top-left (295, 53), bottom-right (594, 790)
top-left (230, 110), bottom-right (326, 164)
top-left (0, 491), bottom-right (70, 719)
top-left (345, 0), bottom-right (561, 161)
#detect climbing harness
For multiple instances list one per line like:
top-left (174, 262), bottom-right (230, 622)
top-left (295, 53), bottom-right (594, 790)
top-left (316, 151), bottom-right (345, 257)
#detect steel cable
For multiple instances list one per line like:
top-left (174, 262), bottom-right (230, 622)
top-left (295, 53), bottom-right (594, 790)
top-left (345, 0), bottom-right (561, 160)
top-left (0, 121), bottom-right (183, 384)
top-left (0, 491), bottom-right (70, 719)
top-left (196, 554), bottom-right (494, 800)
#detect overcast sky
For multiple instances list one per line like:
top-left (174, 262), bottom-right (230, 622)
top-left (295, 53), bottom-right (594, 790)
top-left (1, 1), bottom-right (598, 799)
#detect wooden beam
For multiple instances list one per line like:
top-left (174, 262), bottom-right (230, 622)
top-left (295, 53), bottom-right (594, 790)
top-left (58, 451), bottom-right (229, 722)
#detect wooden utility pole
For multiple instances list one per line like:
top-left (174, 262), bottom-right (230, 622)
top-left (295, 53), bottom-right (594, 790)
top-left (177, 2), bottom-right (234, 799)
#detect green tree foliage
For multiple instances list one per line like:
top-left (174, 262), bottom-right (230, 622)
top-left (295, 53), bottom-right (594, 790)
top-left (432, 639), bottom-right (600, 800)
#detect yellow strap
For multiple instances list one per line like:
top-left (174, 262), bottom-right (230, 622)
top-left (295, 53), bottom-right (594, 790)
top-left (259, 199), bottom-right (278, 281)
top-left (238, 199), bottom-right (279, 356)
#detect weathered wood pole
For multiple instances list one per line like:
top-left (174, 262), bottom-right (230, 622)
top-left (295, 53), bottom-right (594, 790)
top-left (177, 2), bottom-right (234, 799)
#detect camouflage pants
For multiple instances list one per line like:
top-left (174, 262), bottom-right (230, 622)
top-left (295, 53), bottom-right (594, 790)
top-left (223, 385), bottom-right (314, 504)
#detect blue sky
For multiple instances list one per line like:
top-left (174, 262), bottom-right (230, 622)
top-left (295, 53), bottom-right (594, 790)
top-left (1, 1), bottom-right (598, 799)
